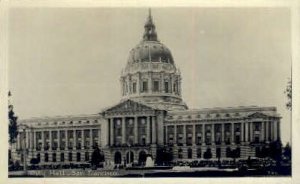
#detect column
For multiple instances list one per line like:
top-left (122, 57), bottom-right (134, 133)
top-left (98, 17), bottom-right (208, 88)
top-left (266, 121), bottom-right (269, 142)
top-left (231, 123), bottom-right (234, 144)
top-left (146, 116), bottom-right (151, 144)
top-left (152, 116), bottom-right (156, 144)
top-left (110, 119), bottom-right (114, 146)
top-left (211, 124), bottom-right (215, 144)
top-left (270, 121), bottom-right (274, 141)
top-left (278, 121), bottom-right (281, 140)
top-left (274, 121), bottom-right (278, 141)
top-left (183, 124), bottom-right (186, 145)
top-left (161, 73), bottom-right (164, 93)
top-left (192, 124), bottom-right (196, 145)
top-left (164, 126), bottom-right (167, 144)
top-left (202, 124), bottom-right (205, 144)
top-left (122, 117), bottom-right (126, 144)
top-left (33, 130), bottom-right (36, 151)
top-left (149, 72), bottom-right (153, 93)
top-left (98, 128), bottom-right (101, 147)
top-left (137, 73), bottom-right (141, 95)
top-left (29, 131), bottom-right (33, 150)
top-left (73, 130), bottom-right (76, 150)
top-left (90, 129), bottom-right (93, 147)
top-left (57, 130), bottom-right (61, 150)
top-left (26, 130), bottom-right (29, 150)
top-left (249, 122), bottom-right (253, 142)
top-left (134, 117), bottom-right (138, 144)
top-left (174, 125), bottom-right (177, 144)
top-left (81, 130), bottom-right (84, 149)
top-left (221, 124), bottom-right (225, 143)
top-left (245, 122), bottom-right (249, 142)
top-left (240, 122), bottom-right (244, 142)
top-left (41, 131), bottom-right (45, 150)
top-left (261, 122), bottom-right (265, 142)
top-left (65, 130), bottom-right (68, 149)
top-left (49, 130), bottom-right (52, 150)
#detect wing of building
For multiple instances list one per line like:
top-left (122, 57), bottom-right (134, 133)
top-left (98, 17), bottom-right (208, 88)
top-left (12, 10), bottom-right (281, 167)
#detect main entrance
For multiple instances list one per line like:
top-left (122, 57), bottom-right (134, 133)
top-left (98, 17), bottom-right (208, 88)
top-left (114, 151), bottom-right (122, 164)
top-left (138, 151), bottom-right (147, 166)
top-left (126, 151), bottom-right (134, 164)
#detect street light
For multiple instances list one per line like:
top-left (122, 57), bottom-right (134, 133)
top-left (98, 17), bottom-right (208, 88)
top-left (19, 124), bottom-right (29, 175)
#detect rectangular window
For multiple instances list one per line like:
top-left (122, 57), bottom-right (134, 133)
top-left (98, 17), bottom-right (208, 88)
top-left (164, 81), bottom-right (169, 93)
top-left (85, 152), bottom-right (89, 161)
top-left (60, 153), bottom-right (64, 162)
top-left (153, 81), bottom-right (159, 92)
top-left (69, 152), bottom-right (72, 161)
top-left (132, 82), bottom-right (137, 93)
top-left (142, 81), bottom-right (148, 92)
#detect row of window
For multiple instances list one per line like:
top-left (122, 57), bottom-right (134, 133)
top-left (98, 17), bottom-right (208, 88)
top-left (37, 152), bottom-right (90, 163)
top-left (123, 80), bottom-right (179, 95)
top-left (167, 134), bottom-right (242, 146)
top-left (35, 141), bottom-right (99, 151)
top-left (177, 147), bottom-right (241, 159)
top-left (35, 129), bottom-right (99, 140)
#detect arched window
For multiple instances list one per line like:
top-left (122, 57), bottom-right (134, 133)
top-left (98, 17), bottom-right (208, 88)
top-left (188, 148), bottom-right (193, 159)
top-left (114, 151), bottom-right (122, 164)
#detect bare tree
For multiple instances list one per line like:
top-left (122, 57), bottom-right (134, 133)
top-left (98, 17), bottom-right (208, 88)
top-left (285, 79), bottom-right (292, 110)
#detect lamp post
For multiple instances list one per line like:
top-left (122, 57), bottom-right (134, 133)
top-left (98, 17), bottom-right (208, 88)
top-left (127, 142), bottom-right (132, 167)
top-left (20, 124), bottom-right (29, 175)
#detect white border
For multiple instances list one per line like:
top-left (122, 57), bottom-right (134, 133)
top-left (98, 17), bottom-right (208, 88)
top-left (0, 0), bottom-right (298, 184)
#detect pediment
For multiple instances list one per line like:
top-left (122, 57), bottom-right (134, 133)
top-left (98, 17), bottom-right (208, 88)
top-left (102, 99), bottom-right (155, 115)
top-left (247, 112), bottom-right (269, 118)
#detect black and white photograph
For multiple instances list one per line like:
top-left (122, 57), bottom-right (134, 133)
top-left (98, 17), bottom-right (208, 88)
top-left (2, 2), bottom-right (297, 182)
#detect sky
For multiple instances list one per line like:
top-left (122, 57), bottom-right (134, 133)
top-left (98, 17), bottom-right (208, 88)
top-left (8, 8), bottom-right (291, 144)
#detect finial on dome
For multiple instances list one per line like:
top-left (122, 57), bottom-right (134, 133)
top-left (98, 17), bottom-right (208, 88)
top-left (143, 8), bottom-right (158, 41)
top-left (148, 8), bottom-right (151, 18)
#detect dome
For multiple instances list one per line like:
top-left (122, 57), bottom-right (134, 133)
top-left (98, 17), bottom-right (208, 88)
top-left (120, 9), bottom-right (188, 111)
top-left (127, 41), bottom-right (174, 65)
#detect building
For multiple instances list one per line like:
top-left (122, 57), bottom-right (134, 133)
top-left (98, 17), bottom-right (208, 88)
top-left (12, 10), bottom-right (281, 167)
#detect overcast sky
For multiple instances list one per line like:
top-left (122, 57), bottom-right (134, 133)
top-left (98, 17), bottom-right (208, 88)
top-left (8, 8), bottom-right (291, 144)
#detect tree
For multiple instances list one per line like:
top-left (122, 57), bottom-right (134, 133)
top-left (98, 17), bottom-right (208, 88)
top-left (156, 147), bottom-right (173, 165)
top-left (8, 91), bottom-right (18, 144)
top-left (203, 149), bottom-right (212, 159)
top-left (285, 79), bottom-right (292, 110)
top-left (283, 142), bottom-right (291, 160)
top-left (91, 144), bottom-right (105, 168)
top-left (269, 140), bottom-right (282, 161)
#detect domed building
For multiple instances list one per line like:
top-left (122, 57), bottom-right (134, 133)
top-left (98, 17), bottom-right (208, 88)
top-left (13, 10), bottom-right (281, 168)
top-left (120, 10), bottom-right (187, 111)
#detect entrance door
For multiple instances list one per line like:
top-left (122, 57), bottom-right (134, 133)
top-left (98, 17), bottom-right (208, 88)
top-left (114, 151), bottom-right (122, 164)
top-left (126, 151), bottom-right (134, 164)
top-left (138, 151), bottom-right (147, 166)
